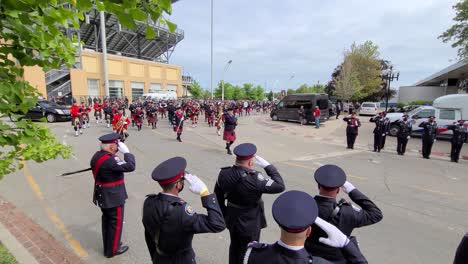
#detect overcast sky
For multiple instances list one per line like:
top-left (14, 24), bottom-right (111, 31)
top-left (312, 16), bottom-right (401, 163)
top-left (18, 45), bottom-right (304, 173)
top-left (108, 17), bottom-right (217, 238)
top-left (169, 0), bottom-right (459, 91)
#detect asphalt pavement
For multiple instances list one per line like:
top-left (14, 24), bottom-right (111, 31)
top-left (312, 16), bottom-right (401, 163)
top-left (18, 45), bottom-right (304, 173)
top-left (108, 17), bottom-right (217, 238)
top-left (0, 113), bottom-right (467, 264)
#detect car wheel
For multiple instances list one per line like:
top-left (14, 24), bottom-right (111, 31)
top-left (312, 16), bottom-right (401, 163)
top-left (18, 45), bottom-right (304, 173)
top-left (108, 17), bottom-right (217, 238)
top-left (272, 114), bottom-right (278, 121)
top-left (389, 124), bottom-right (399, 137)
top-left (46, 113), bottom-right (56, 123)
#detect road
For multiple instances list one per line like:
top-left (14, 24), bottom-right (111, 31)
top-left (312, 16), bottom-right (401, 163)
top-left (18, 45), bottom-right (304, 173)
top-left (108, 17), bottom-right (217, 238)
top-left (1, 113), bottom-right (467, 264)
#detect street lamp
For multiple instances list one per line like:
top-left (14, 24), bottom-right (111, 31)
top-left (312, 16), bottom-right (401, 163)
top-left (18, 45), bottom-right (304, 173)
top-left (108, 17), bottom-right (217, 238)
top-left (222, 59), bottom-right (233, 101)
top-left (210, 0), bottom-right (214, 99)
top-left (381, 66), bottom-right (399, 112)
top-left (286, 73), bottom-right (295, 96)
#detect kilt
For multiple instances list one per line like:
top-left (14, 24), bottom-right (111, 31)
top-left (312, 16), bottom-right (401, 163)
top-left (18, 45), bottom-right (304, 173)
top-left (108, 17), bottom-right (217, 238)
top-left (223, 130), bottom-right (236, 141)
top-left (173, 126), bottom-right (183, 133)
top-left (148, 115), bottom-right (158, 123)
top-left (135, 117), bottom-right (144, 125)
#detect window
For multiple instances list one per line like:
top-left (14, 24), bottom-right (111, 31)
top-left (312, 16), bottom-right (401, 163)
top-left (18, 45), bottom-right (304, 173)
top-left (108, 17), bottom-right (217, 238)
top-left (285, 101), bottom-right (298, 109)
top-left (167, 84), bottom-right (177, 92)
top-left (277, 102), bottom-right (284, 109)
top-left (87, 79), bottom-right (99, 97)
top-left (149, 83), bottom-right (161, 93)
top-left (362, 103), bottom-right (377, 108)
top-left (439, 109), bottom-right (455, 120)
top-left (416, 109), bottom-right (435, 118)
top-left (131, 82), bottom-right (144, 100)
top-left (109, 80), bottom-right (123, 98)
top-left (296, 100), bottom-right (312, 109)
top-left (317, 99), bottom-right (329, 109)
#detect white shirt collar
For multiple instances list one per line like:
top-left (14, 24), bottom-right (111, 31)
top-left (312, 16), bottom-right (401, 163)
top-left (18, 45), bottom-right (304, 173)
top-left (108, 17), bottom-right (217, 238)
top-left (161, 192), bottom-right (178, 198)
top-left (277, 240), bottom-right (304, 251)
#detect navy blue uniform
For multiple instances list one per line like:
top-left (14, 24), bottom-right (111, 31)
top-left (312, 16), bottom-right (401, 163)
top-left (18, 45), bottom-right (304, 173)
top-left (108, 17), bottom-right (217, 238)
top-left (369, 116), bottom-right (386, 152)
top-left (447, 124), bottom-right (467, 162)
top-left (90, 150), bottom-right (136, 257)
top-left (215, 165), bottom-right (285, 264)
top-left (343, 117), bottom-right (361, 149)
top-left (142, 193), bottom-right (225, 264)
top-left (395, 119), bottom-right (413, 155)
top-left (306, 190), bottom-right (382, 263)
top-left (419, 121), bottom-right (438, 159)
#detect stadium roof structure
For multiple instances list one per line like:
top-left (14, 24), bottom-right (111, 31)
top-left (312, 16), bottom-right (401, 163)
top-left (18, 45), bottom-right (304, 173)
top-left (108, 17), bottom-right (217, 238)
top-left (78, 7), bottom-right (184, 63)
top-left (414, 60), bottom-right (468, 86)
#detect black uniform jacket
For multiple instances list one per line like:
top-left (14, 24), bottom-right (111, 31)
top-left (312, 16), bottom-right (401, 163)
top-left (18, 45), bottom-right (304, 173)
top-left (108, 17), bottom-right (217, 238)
top-left (223, 113), bottom-right (237, 131)
top-left (90, 151), bottom-right (136, 209)
top-left (447, 124), bottom-right (467, 144)
top-left (214, 165), bottom-right (285, 233)
top-left (343, 117), bottom-right (361, 135)
top-left (142, 193), bottom-right (225, 264)
top-left (245, 240), bottom-right (368, 264)
top-left (306, 190), bottom-right (382, 263)
top-left (396, 120), bottom-right (413, 138)
top-left (418, 121), bottom-right (438, 141)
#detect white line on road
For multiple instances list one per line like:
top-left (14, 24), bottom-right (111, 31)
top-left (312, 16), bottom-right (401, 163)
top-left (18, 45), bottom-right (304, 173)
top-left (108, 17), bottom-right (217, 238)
top-left (292, 149), bottom-right (365, 161)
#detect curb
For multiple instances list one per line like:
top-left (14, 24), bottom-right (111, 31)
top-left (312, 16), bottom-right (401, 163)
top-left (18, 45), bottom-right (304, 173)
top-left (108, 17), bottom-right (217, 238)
top-left (0, 221), bottom-right (39, 264)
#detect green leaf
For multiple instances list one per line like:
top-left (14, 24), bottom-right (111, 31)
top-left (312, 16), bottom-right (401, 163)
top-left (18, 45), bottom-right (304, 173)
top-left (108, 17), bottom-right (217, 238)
top-left (166, 20), bottom-right (177, 32)
top-left (131, 8), bottom-right (147, 21)
top-left (96, 1), bottom-right (105, 11)
top-left (145, 24), bottom-right (156, 39)
top-left (76, 0), bottom-right (93, 10)
top-left (116, 12), bottom-right (137, 29)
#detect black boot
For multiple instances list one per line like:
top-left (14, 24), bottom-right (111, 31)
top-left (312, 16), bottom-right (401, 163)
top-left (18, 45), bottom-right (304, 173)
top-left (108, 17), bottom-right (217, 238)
top-left (177, 134), bottom-right (182, 142)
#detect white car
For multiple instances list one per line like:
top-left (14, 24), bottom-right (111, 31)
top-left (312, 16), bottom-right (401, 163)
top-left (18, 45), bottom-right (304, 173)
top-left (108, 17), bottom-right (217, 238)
top-left (359, 102), bottom-right (380, 116)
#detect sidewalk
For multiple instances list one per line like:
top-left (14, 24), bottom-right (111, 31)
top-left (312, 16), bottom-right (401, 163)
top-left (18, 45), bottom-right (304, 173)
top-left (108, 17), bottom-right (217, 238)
top-left (0, 195), bottom-right (82, 264)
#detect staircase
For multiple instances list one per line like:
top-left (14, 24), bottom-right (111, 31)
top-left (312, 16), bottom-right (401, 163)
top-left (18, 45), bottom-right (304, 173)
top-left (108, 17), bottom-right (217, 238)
top-left (46, 64), bottom-right (72, 99)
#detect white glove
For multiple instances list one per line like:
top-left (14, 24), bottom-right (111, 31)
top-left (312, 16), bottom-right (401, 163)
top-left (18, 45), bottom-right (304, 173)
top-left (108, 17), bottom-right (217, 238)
top-left (434, 139), bottom-right (437, 142)
top-left (341, 181), bottom-right (355, 194)
top-left (382, 133), bottom-right (385, 136)
top-left (315, 217), bottom-right (349, 248)
top-left (185, 174), bottom-right (208, 196)
top-left (117, 142), bottom-right (130, 154)
top-left (407, 136), bottom-right (410, 139)
top-left (124, 122), bottom-right (129, 124)
top-left (255, 155), bottom-right (270, 168)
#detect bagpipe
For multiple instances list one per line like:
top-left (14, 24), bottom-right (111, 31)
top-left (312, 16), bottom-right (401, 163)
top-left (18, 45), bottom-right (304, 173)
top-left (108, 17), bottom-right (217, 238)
top-left (116, 115), bottom-right (130, 141)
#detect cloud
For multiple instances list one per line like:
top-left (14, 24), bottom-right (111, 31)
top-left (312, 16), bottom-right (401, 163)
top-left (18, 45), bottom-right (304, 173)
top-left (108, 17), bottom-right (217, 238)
top-left (169, 0), bottom-right (459, 91)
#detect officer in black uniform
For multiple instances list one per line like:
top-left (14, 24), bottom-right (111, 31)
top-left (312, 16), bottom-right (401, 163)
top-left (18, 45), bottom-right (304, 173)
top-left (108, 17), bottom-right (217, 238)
top-left (142, 157), bottom-right (225, 264)
top-left (168, 101), bottom-right (176, 125)
top-left (395, 114), bottom-right (413, 155)
top-left (447, 120), bottom-right (467, 163)
top-left (244, 190), bottom-right (368, 264)
top-left (305, 165), bottom-right (382, 263)
top-left (454, 232), bottom-right (468, 264)
top-left (369, 113), bottom-right (386, 152)
top-left (90, 133), bottom-right (136, 258)
top-left (214, 143), bottom-right (286, 264)
top-left (380, 112), bottom-right (390, 150)
top-left (418, 115), bottom-right (438, 159)
top-left (343, 113), bottom-right (361, 149)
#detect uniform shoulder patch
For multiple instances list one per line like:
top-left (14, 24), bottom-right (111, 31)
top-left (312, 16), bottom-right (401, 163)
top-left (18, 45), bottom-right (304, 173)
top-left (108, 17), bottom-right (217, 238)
top-left (184, 204), bottom-right (195, 216)
top-left (256, 173), bottom-right (266, 181)
top-left (247, 241), bottom-right (268, 249)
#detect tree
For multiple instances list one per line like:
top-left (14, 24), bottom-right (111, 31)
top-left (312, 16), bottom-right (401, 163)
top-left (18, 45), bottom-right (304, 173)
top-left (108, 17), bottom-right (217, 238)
top-left (232, 86), bottom-right (245, 100)
top-left (335, 58), bottom-right (361, 101)
top-left (253, 85), bottom-right (265, 100)
top-left (189, 81), bottom-right (203, 99)
top-left (214, 81), bottom-right (234, 99)
top-left (267, 91), bottom-right (274, 101)
top-left (0, 0), bottom-right (175, 178)
top-left (202, 89), bottom-right (211, 99)
top-left (242, 83), bottom-right (255, 99)
top-left (439, 0), bottom-right (468, 59)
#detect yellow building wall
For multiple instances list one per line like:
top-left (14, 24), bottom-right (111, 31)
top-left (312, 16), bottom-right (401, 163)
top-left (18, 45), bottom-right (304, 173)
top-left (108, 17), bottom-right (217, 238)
top-left (70, 50), bottom-right (183, 98)
top-left (23, 66), bottom-right (47, 97)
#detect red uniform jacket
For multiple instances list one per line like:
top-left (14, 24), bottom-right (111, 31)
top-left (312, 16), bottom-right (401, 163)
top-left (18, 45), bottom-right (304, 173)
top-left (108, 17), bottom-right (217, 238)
top-left (70, 105), bottom-right (80, 118)
top-left (112, 114), bottom-right (130, 131)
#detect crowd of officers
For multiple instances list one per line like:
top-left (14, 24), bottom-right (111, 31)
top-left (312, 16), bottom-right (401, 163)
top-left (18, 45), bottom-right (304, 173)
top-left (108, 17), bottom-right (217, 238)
top-left (91, 132), bottom-right (384, 263)
top-left (343, 111), bottom-right (467, 162)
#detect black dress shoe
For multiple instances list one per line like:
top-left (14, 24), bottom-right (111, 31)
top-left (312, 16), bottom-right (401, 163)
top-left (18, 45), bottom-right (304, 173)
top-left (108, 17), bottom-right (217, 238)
top-left (106, 245), bottom-right (129, 258)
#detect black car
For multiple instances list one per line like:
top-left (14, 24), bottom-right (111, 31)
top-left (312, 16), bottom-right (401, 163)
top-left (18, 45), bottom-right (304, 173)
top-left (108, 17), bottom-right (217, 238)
top-left (9, 100), bottom-right (71, 122)
top-left (270, 93), bottom-right (330, 123)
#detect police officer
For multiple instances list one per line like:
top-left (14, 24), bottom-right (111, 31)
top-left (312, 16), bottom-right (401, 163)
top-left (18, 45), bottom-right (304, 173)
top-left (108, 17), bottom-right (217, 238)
top-left (214, 143), bottom-right (285, 264)
top-left (446, 120), bottom-right (467, 163)
top-left (369, 112), bottom-right (386, 152)
top-left (454, 232), bottom-right (468, 264)
top-left (244, 190), bottom-right (368, 264)
top-left (90, 133), bottom-right (136, 258)
top-left (343, 113), bottom-right (361, 149)
top-left (395, 114), bottom-right (413, 155)
top-left (380, 112), bottom-right (390, 150)
top-left (418, 115), bottom-right (438, 159)
top-left (305, 165), bottom-right (382, 263)
top-left (142, 157), bottom-right (225, 263)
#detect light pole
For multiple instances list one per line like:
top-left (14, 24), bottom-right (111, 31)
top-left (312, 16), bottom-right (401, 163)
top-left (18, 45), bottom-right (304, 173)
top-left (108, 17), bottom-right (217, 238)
top-left (286, 73), bottom-right (295, 96)
top-left (381, 66), bottom-right (399, 112)
top-left (221, 60), bottom-right (233, 101)
top-left (210, 0), bottom-right (214, 99)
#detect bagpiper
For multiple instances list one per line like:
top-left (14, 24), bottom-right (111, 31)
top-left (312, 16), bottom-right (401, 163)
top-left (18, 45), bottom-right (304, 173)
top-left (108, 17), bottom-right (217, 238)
top-left (112, 108), bottom-right (130, 142)
top-left (173, 106), bottom-right (185, 142)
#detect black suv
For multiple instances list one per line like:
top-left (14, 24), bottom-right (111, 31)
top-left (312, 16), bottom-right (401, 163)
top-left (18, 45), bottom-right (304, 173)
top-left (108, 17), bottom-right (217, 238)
top-left (9, 100), bottom-right (71, 122)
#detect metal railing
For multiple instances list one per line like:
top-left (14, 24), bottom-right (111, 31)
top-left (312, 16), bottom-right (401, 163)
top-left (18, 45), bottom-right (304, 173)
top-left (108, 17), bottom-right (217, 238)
top-left (45, 64), bottom-right (70, 85)
top-left (47, 80), bottom-right (71, 99)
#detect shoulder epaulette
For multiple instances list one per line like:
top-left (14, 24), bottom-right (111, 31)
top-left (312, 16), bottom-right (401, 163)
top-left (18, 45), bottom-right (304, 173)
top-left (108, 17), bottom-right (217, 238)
top-left (247, 241), bottom-right (268, 249)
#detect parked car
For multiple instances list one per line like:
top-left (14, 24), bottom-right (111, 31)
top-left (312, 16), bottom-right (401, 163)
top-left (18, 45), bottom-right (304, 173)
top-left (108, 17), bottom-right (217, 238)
top-left (270, 93), bottom-right (330, 123)
top-left (359, 102), bottom-right (380, 116)
top-left (9, 100), bottom-right (71, 123)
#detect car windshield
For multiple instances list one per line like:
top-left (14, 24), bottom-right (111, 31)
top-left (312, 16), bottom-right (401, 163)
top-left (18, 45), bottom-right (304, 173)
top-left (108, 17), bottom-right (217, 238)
top-left (407, 107), bottom-right (422, 116)
top-left (362, 103), bottom-right (376, 107)
top-left (38, 101), bottom-right (59, 108)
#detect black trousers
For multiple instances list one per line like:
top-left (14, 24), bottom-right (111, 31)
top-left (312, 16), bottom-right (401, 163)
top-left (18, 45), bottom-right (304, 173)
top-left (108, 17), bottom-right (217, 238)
top-left (347, 133), bottom-right (357, 149)
top-left (381, 135), bottom-right (387, 149)
top-left (228, 229), bottom-right (260, 264)
top-left (374, 133), bottom-right (383, 151)
top-left (397, 137), bottom-right (408, 154)
top-left (422, 138), bottom-right (434, 158)
top-left (101, 205), bottom-right (124, 257)
top-left (451, 142), bottom-right (463, 162)
top-left (336, 110), bottom-right (341, 119)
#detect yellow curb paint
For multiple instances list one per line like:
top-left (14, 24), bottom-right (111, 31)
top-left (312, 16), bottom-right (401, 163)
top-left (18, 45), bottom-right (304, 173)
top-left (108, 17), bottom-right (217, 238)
top-left (21, 161), bottom-right (88, 257)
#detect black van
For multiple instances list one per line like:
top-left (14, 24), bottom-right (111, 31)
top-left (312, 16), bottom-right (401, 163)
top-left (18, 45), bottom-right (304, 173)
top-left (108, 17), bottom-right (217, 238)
top-left (270, 94), bottom-right (330, 123)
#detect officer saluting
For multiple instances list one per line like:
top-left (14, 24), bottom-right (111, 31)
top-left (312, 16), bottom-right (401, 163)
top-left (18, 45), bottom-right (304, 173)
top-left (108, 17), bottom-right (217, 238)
top-left (395, 114), bottom-right (413, 155)
top-left (244, 190), bottom-right (368, 264)
top-left (305, 165), bottom-right (382, 263)
top-left (142, 157), bottom-right (225, 264)
top-left (214, 143), bottom-right (285, 264)
top-left (369, 112), bottom-right (386, 152)
top-left (446, 120), bottom-right (467, 163)
top-left (90, 133), bottom-right (136, 258)
top-left (418, 115), bottom-right (438, 159)
top-left (343, 113), bottom-right (361, 149)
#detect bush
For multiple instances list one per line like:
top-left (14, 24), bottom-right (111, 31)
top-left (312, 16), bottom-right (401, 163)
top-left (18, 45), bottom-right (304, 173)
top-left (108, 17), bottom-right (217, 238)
top-left (0, 242), bottom-right (18, 264)
top-left (406, 100), bottom-right (432, 106)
